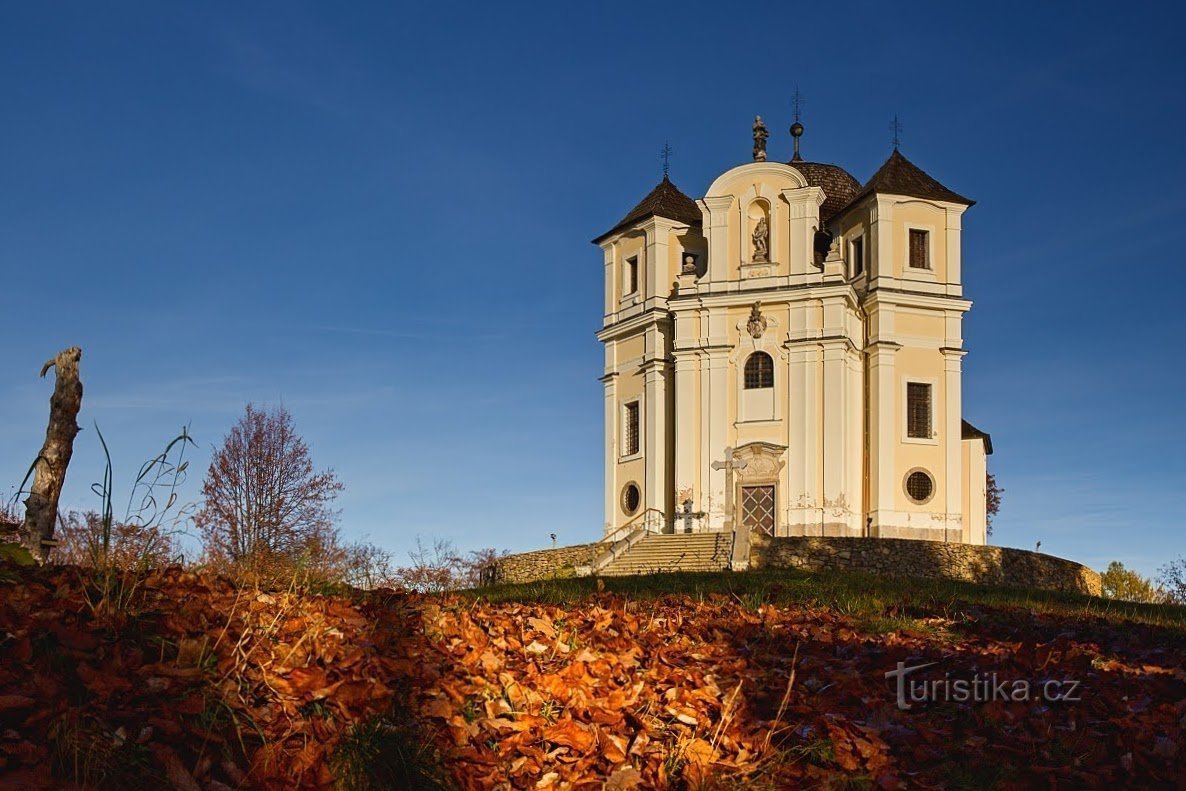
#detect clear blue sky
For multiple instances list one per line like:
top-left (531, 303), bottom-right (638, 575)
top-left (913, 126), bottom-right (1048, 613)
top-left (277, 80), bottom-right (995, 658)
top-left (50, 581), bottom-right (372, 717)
top-left (2, 2), bottom-right (1184, 577)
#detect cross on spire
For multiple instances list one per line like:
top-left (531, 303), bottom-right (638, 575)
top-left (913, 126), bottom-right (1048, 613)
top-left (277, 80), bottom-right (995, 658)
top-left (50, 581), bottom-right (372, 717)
top-left (791, 85), bottom-right (806, 124)
top-left (890, 114), bottom-right (903, 150)
top-left (660, 141), bottom-right (673, 178)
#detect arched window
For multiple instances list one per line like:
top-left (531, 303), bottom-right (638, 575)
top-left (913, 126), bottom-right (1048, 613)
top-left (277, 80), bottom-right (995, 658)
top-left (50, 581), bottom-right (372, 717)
top-left (744, 352), bottom-right (774, 389)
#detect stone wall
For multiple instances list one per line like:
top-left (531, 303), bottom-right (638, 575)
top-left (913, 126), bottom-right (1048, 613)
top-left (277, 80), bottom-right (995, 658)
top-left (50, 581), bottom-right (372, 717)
top-left (751, 536), bottom-right (1101, 596)
top-left (493, 543), bottom-right (603, 584)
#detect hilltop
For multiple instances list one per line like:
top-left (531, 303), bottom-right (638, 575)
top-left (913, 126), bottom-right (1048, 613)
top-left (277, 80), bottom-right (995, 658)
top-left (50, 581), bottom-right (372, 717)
top-left (0, 563), bottom-right (1183, 789)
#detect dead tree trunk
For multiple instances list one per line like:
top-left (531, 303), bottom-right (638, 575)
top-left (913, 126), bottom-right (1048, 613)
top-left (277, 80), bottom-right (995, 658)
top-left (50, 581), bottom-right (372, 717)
top-left (20, 347), bottom-right (83, 563)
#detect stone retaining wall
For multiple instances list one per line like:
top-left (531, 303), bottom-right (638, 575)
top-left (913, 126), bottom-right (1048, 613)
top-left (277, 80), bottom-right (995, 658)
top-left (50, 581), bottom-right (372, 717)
top-left (492, 536), bottom-right (1101, 596)
top-left (494, 543), bottom-right (603, 584)
top-left (751, 536), bottom-right (1101, 596)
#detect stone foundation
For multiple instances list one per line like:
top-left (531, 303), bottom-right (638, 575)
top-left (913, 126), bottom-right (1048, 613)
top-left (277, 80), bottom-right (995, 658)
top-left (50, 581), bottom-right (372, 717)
top-left (751, 536), bottom-right (1100, 596)
top-left (492, 543), bottom-right (603, 584)
top-left (491, 536), bottom-right (1101, 596)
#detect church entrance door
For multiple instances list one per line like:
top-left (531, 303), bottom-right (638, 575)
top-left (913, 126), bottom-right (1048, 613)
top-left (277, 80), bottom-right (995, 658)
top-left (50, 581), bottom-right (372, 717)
top-left (740, 485), bottom-right (775, 536)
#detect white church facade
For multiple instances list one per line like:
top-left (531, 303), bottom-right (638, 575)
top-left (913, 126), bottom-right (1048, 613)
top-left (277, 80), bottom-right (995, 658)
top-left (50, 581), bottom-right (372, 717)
top-left (594, 118), bottom-right (993, 546)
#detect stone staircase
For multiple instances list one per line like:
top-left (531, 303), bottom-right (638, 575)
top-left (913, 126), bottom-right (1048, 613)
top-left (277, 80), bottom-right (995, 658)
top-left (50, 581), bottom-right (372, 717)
top-left (598, 532), bottom-right (733, 576)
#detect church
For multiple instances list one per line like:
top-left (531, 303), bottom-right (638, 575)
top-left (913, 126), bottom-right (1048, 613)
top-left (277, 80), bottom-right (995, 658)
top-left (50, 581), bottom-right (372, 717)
top-left (594, 117), bottom-right (993, 548)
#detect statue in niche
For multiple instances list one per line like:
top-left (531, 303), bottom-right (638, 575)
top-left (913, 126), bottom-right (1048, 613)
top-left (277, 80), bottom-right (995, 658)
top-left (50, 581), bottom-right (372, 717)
top-left (747, 302), bottom-right (767, 339)
top-left (752, 216), bottom-right (769, 263)
top-left (752, 116), bottom-right (768, 162)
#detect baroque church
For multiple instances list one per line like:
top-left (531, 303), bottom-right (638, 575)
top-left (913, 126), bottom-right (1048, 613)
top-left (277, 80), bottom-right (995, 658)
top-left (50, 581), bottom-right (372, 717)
top-left (594, 117), bottom-right (993, 548)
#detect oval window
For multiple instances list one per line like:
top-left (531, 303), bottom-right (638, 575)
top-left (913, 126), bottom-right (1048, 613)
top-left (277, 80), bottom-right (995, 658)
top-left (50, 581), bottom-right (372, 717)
top-left (621, 483), bottom-right (641, 515)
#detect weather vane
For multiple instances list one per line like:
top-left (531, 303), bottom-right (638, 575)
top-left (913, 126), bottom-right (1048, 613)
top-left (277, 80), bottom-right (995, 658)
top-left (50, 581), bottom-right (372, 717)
top-left (890, 114), bottom-right (903, 150)
top-left (791, 85), bottom-right (805, 124)
top-left (661, 141), bottom-right (673, 177)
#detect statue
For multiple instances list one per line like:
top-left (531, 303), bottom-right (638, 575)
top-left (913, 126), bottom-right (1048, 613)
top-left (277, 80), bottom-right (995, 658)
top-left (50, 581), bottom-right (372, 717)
top-left (752, 115), bottom-right (768, 162)
top-left (746, 302), bottom-right (767, 338)
top-left (752, 217), bottom-right (769, 262)
top-left (681, 252), bottom-right (698, 275)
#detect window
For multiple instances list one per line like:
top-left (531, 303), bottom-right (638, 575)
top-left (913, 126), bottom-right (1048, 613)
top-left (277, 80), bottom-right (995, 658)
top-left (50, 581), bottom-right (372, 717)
top-left (851, 235), bottom-right (864, 277)
top-left (907, 382), bottom-right (932, 439)
top-left (908, 229), bottom-right (930, 269)
top-left (623, 401), bottom-right (640, 455)
top-left (741, 486), bottom-right (776, 535)
top-left (625, 256), bottom-right (639, 295)
top-left (744, 352), bottom-right (774, 389)
top-left (621, 482), bottom-right (641, 515)
top-left (905, 470), bottom-right (934, 503)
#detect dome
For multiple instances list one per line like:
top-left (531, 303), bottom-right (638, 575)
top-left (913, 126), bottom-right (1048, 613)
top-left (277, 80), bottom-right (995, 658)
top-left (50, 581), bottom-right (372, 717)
top-left (791, 161), bottom-right (861, 224)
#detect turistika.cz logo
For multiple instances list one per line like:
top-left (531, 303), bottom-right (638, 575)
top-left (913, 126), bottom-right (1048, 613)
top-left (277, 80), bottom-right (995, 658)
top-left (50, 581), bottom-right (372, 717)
top-left (885, 661), bottom-right (1082, 711)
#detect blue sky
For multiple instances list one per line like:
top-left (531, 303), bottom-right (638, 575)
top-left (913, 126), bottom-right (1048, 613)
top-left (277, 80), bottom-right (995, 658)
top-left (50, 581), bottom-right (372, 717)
top-left (2, 2), bottom-right (1183, 578)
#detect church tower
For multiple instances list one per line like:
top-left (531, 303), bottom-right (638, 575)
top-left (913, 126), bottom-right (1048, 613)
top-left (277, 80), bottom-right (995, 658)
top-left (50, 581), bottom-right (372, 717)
top-left (594, 117), bottom-right (991, 548)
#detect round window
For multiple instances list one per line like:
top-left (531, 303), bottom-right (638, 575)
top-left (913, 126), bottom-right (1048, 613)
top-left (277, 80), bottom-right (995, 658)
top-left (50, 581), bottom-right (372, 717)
top-left (621, 483), bottom-right (641, 515)
top-left (905, 470), bottom-right (934, 504)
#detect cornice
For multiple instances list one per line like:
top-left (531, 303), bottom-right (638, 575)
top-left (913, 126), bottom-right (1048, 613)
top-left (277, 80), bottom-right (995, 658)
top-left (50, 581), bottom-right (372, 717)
top-left (597, 308), bottom-right (673, 341)
top-left (863, 289), bottom-right (972, 313)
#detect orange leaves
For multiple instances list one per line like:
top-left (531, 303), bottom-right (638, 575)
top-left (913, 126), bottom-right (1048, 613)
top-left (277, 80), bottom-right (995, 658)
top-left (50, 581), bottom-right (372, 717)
top-left (541, 718), bottom-right (596, 753)
top-left (2, 562), bottom-right (1186, 788)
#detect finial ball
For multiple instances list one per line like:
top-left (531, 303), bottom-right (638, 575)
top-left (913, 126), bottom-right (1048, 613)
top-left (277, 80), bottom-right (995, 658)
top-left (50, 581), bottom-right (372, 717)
top-left (790, 122), bottom-right (804, 137)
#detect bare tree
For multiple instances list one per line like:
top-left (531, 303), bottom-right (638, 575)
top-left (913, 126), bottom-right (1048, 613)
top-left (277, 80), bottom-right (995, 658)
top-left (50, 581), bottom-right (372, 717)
top-left (19, 347), bottom-right (83, 562)
top-left (196, 404), bottom-right (343, 569)
top-left (391, 539), bottom-right (506, 592)
top-left (1157, 558), bottom-right (1186, 605)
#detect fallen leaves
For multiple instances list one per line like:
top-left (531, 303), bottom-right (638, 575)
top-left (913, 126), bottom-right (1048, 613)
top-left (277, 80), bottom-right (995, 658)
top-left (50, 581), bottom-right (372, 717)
top-left (0, 563), bottom-right (1185, 788)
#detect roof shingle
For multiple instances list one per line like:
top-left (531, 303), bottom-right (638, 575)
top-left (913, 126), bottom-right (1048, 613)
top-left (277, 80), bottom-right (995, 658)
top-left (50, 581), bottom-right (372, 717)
top-left (848, 149), bottom-right (974, 210)
top-left (961, 419), bottom-right (993, 455)
top-left (594, 176), bottom-right (702, 243)
top-left (792, 161), bottom-right (861, 224)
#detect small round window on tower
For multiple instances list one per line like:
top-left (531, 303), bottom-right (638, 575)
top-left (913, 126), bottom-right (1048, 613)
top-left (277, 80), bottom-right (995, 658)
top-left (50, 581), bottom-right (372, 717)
top-left (905, 470), bottom-right (935, 504)
top-left (622, 483), bottom-right (641, 515)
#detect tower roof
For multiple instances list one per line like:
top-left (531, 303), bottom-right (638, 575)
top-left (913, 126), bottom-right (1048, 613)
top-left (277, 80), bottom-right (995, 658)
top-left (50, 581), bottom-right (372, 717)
top-left (961, 419), bottom-right (993, 455)
top-left (594, 175), bottom-right (702, 243)
top-left (849, 149), bottom-right (974, 209)
top-left (792, 161), bottom-right (861, 224)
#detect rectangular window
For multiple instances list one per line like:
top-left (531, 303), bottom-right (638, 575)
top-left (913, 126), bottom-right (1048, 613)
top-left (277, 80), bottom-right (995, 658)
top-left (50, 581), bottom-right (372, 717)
top-left (908, 229), bottom-right (930, 269)
top-left (626, 257), bottom-right (639, 295)
top-left (624, 401), bottom-right (640, 455)
top-left (907, 382), bottom-right (932, 439)
top-left (851, 236), bottom-right (864, 277)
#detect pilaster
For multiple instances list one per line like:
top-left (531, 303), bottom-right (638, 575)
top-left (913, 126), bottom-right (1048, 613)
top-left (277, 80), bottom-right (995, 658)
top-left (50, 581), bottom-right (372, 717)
top-left (821, 340), bottom-right (849, 521)
top-left (701, 196), bottom-right (735, 283)
top-left (942, 347), bottom-right (966, 535)
top-left (704, 349), bottom-right (729, 529)
top-left (779, 186), bottom-right (825, 275)
top-left (601, 371), bottom-right (618, 534)
top-left (868, 340), bottom-right (900, 533)
top-left (672, 349), bottom-right (700, 515)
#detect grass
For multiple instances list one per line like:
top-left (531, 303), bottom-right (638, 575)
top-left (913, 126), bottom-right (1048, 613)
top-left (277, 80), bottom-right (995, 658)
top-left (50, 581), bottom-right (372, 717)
top-left (330, 709), bottom-right (454, 791)
top-left (469, 567), bottom-right (1186, 633)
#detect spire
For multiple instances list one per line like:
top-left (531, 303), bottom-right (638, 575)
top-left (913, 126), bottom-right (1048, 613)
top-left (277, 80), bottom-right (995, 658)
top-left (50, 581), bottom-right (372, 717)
top-left (889, 114), bottom-right (903, 151)
top-left (789, 87), bottom-right (805, 162)
top-left (752, 115), bottom-right (768, 161)
top-left (660, 140), bottom-right (673, 178)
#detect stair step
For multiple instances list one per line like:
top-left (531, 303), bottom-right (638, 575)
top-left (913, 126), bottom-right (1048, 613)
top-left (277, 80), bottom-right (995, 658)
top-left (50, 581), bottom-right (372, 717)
top-left (599, 533), bottom-right (733, 576)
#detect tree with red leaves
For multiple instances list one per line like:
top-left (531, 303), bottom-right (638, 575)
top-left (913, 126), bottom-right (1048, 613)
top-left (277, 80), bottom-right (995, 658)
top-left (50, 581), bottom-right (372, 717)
top-left (196, 404), bottom-right (343, 569)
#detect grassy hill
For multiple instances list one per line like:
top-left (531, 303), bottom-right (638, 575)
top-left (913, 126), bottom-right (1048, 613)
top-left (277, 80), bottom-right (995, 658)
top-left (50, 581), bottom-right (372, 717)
top-left (1, 562), bottom-right (1183, 789)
